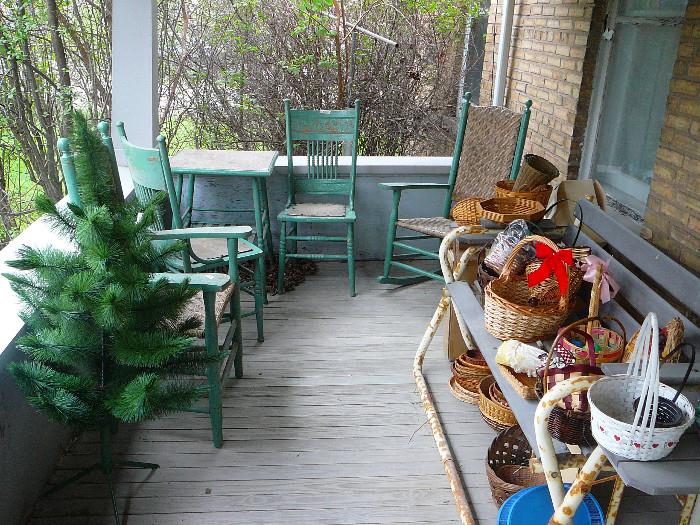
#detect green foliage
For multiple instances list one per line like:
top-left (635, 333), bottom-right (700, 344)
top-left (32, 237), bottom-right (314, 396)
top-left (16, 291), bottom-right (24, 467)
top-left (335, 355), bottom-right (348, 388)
top-left (403, 0), bottom-right (482, 32)
top-left (5, 111), bottom-right (211, 430)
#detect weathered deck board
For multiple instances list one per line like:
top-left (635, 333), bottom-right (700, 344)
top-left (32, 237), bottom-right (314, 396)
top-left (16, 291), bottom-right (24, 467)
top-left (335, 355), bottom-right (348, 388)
top-left (27, 262), bottom-right (684, 524)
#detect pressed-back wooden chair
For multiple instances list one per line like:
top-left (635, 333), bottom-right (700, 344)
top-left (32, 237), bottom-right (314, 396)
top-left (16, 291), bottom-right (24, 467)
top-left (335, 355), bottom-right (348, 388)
top-left (57, 135), bottom-right (249, 449)
top-left (378, 94), bottom-right (532, 285)
top-left (106, 122), bottom-right (265, 344)
top-left (277, 99), bottom-right (361, 297)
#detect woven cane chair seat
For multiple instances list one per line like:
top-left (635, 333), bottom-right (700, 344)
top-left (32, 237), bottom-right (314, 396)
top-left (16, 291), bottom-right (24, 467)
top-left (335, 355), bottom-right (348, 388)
top-left (454, 105), bottom-right (523, 200)
top-left (283, 203), bottom-right (348, 217)
top-left (180, 283), bottom-right (235, 338)
top-left (396, 217), bottom-right (456, 238)
top-left (189, 238), bottom-right (254, 261)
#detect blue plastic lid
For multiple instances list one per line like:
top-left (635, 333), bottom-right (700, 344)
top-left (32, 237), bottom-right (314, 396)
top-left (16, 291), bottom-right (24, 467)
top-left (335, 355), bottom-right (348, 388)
top-left (497, 484), bottom-right (604, 525)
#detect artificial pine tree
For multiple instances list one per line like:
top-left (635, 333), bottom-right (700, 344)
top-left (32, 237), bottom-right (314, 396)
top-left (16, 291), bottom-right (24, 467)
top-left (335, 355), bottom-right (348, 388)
top-left (5, 112), bottom-right (213, 524)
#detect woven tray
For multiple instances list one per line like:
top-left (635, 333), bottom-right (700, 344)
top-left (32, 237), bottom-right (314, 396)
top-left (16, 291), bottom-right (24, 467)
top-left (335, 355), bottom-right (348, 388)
top-left (451, 197), bottom-right (483, 226)
top-left (477, 197), bottom-right (546, 224)
top-left (449, 375), bottom-right (481, 405)
top-left (497, 364), bottom-right (538, 400)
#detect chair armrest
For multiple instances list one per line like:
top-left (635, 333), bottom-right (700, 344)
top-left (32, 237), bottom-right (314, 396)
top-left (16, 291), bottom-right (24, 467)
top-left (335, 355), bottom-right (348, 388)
top-left (151, 225), bottom-right (252, 240)
top-left (378, 182), bottom-right (450, 191)
top-left (152, 272), bottom-right (230, 292)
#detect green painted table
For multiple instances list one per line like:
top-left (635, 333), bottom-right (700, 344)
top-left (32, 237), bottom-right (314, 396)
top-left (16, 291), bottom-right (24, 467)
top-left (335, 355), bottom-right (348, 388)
top-left (169, 149), bottom-right (279, 260)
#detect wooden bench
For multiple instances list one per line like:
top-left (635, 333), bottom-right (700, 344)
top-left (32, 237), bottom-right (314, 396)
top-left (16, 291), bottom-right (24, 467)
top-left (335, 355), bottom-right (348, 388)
top-left (446, 198), bottom-right (700, 519)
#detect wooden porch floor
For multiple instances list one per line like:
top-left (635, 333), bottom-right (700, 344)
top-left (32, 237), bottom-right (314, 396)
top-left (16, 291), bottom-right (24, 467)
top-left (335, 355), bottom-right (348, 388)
top-left (29, 262), bottom-right (683, 524)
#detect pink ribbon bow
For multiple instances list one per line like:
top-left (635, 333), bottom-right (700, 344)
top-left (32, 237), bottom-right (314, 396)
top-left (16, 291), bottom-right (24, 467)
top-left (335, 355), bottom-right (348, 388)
top-left (581, 255), bottom-right (619, 303)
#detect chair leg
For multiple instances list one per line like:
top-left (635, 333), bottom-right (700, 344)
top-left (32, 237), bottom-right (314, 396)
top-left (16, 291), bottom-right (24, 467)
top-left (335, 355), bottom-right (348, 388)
top-left (203, 291), bottom-right (223, 448)
top-left (289, 223), bottom-right (298, 254)
top-left (347, 222), bottom-right (356, 297)
top-left (254, 254), bottom-right (265, 342)
top-left (277, 222), bottom-right (287, 295)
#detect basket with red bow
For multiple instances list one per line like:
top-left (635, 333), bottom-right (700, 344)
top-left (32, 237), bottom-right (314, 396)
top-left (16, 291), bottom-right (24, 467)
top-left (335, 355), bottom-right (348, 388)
top-left (524, 241), bottom-right (587, 305)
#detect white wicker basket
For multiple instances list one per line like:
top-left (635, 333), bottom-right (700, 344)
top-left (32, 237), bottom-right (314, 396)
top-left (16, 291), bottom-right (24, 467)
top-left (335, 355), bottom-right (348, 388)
top-left (588, 313), bottom-right (695, 461)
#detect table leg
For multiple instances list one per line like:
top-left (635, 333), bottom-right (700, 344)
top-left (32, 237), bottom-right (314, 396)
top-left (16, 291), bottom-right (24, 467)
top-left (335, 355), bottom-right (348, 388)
top-left (260, 178), bottom-right (274, 258)
top-left (251, 178), bottom-right (268, 304)
top-left (185, 174), bottom-right (196, 226)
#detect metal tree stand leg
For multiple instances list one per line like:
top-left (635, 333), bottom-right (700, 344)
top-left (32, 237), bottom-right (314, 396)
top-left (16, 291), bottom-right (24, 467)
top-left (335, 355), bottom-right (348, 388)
top-left (43, 424), bottom-right (158, 525)
top-left (412, 227), bottom-right (481, 525)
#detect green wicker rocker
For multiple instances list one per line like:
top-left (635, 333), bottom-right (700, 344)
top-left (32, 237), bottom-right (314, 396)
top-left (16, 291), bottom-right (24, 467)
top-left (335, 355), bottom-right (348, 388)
top-left (106, 123), bottom-right (266, 345)
top-left (277, 99), bottom-right (361, 297)
top-left (378, 94), bottom-right (532, 285)
top-left (57, 136), bottom-right (248, 449)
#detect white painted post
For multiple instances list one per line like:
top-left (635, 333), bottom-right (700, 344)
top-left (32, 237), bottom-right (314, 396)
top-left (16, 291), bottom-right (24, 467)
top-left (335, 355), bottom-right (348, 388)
top-left (492, 0), bottom-right (515, 107)
top-left (111, 0), bottom-right (158, 164)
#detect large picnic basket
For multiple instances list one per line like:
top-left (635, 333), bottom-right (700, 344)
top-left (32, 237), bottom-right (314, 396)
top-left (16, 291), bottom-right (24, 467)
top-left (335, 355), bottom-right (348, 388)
top-left (484, 236), bottom-right (570, 342)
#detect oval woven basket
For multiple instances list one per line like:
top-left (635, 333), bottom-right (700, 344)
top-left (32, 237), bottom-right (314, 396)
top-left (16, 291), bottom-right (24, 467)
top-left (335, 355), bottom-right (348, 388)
top-left (449, 375), bottom-right (481, 405)
top-left (560, 316), bottom-right (626, 364)
top-left (495, 180), bottom-right (553, 206)
top-left (484, 236), bottom-right (569, 342)
top-left (477, 197), bottom-right (546, 224)
top-left (479, 376), bottom-right (517, 431)
top-left (486, 425), bottom-right (545, 506)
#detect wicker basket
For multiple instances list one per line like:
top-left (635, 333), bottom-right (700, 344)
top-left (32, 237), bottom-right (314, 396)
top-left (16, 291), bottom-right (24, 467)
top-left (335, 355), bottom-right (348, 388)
top-left (449, 375), bottom-right (481, 405)
top-left (623, 317), bottom-right (684, 363)
top-left (495, 180), bottom-right (553, 206)
top-left (451, 197), bottom-right (483, 226)
top-left (560, 316), bottom-right (627, 365)
top-left (486, 425), bottom-right (545, 506)
top-left (513, 154), bottom-right (559, 191)
top-left (589, 313), bottom-right (695, 461)
top-left (479, 376), bottom-right (517, 431)
top-left (535, 380), bottom-right (596, 446)
top-left (484, 236), bottom-right (569, 342)
top-left (477, 198), bottom-right (546, 224)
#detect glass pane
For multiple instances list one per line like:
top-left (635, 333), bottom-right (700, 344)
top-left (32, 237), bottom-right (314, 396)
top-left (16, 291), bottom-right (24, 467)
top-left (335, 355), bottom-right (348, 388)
top-left (620, 0), bottom-right (687, 17)
top-left (591, 23), bottom-right (682, 211)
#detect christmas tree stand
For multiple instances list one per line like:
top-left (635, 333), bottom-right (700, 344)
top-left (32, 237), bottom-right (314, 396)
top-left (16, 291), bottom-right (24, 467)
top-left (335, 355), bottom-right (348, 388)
top-left (43, 424), bottom-right (159, 525)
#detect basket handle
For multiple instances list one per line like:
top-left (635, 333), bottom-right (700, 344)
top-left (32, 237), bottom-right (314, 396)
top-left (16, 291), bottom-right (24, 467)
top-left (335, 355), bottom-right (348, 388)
top-left (500, 234), bottom-right (559, 279)
top-left (500, 235), bottom-right (570, 310)
top-left (629, 313), bottom-right (660, 448)
top-left (661, 343), bottom-right (696, 404)
top-left (543, 327), bottom-right (596, 387)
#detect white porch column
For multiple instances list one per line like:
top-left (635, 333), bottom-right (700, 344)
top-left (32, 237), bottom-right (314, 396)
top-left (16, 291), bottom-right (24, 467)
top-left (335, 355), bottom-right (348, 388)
top-left (112, 0), bottom-right (158, 163)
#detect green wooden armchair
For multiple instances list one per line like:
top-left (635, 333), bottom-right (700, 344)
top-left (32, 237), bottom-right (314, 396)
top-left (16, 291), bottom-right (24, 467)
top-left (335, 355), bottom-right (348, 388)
top-left (106, 122), bottom-right (265, 345)
top-left (277, 99), bottom-right (361, 297)
top-left (57, 137), bottom-right (249, 449)
top-left (378, 94), bottom-right (532, 285)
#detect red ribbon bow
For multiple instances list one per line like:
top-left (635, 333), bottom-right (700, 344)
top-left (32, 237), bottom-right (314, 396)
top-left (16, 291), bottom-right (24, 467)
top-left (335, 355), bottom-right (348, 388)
top-left (527, 243), bottom-right (574, 297)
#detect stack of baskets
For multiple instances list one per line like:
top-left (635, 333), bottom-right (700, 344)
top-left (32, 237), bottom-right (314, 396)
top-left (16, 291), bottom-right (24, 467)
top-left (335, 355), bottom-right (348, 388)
top-left (449, 350), bottom-right (491, 404)
top-left (479, 376), bottom-right (517, 431)
top-left (486, 425), bottom-right (546, 506)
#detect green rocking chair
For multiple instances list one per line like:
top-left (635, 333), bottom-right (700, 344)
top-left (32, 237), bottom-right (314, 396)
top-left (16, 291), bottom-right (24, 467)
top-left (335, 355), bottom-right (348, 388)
top-left (108, 122), bottom-right (266, 345)
top-left (277, 99), bottom-right (361, 297)
top-left (57, 136), bottom-right (247, 449)
top-left (378, 94), bottom-right (532, 285)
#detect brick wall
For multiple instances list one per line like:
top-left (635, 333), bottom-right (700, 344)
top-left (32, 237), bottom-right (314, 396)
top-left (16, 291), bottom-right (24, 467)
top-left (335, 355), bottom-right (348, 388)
top-left (645, 0), bottom-right (700, 274)
top-left (480, 0), bottom-right (604, 178)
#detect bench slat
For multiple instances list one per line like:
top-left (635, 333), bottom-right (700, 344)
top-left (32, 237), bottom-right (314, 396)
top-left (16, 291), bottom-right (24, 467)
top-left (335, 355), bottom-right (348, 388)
top-left (575, 199), bottom-right (700, 319)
